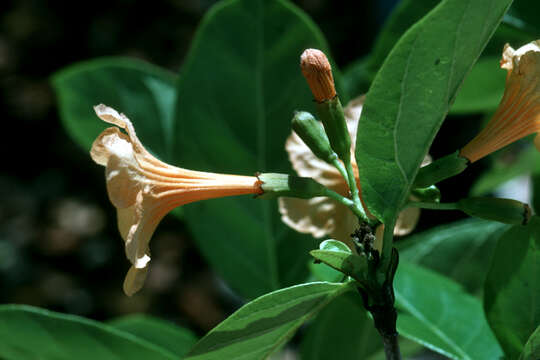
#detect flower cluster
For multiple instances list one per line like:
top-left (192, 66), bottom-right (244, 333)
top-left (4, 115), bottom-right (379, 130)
top-left (279, 96), bottom-right (420, 249)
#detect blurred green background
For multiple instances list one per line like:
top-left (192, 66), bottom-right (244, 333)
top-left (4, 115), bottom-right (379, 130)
top-left (0, 0), bottom-right (403, 335)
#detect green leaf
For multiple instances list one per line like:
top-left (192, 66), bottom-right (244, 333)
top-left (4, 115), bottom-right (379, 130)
top-left (395, 262), bottom-right (503, 360)
top-left (484, 216), bottom-right (540, 358)
top-left (398, 218), bottom-right (508, 291)
top-left (184, 282), bottom-right (352, 360)
top-left (310, 240), bottom-right (368, 283)
top-left (450, 56), bottom-right (505, 114)
top-left (471, 145), bottom-right (540, 196)
top-left (0, 305), bottom-right (177, 360)
top-left (173, 0), bottom-right (336, 299)
top-left (300, 293), bottom-right (382, 360)
top-left (356, 0), bottom-right (513, 222)
top-left (520, 326), bottom-right (540, 360)
top-left (52, 57), bottom-right (177, 162)
top-left (344, 0), bottom-right (441, 96)
top-left (108, 314), bottom-right (197, 358)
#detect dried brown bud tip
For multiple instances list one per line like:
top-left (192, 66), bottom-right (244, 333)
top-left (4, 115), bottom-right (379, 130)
top-left (300, 49), bottom-right (336, 102)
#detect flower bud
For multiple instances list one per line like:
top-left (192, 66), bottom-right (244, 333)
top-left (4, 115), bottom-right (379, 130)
top-left (300, 49), bottom-right (352, 163)
top-left (457, 197), bottom-right (531, 225)
top-left (413, 151), bottom-right (469, 188)
top-left (291, 111), bottom-right (338, 164)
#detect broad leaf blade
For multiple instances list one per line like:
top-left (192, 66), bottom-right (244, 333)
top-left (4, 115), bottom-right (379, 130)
top-left (395, 262), bottom-right (503, 360)
top-left (356, 0), bottom-right (513, 221)
top-left (484, 216), bottom-right (540, 358)
top-left (398, 218), bottom-right (508, 291)
top-left (300, 293), bottom-right (382, 360)
top-left (108, 314), bottom-right (197, 358)
top-left (184, 282), bottom-right (351, 360)
top-left (53, 57), bottom-right (177, 161)
top-left (173, 0), bottom-right (337, 298)
top-left (0, 305), bottom-right (176, 360)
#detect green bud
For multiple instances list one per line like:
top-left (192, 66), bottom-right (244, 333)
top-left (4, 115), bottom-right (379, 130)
top-left (457, 197), bottom-right (531, 225)
top-left (291, 111), bottom-right (338, 164)
top-left (411, 185), bottom-right (441, 203)
top-left (413, 151), bottom-right (469, 188)
top-left (257, 173), bottom-right (329, 199)
top-left (316, 97), bottom-right (352, 163)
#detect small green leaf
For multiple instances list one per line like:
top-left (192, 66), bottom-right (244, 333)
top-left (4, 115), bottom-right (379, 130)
top-left (108, 314), bottom-right (197, 358)
top-left (484, 216), bottom-right (540, 358)
top-left (450, 56), bottom-right (505, 114)
top-left (395, 262), bottom-right (503, 360)
top-left (519, 326), bottom-right (540, 360)
top-left (310, 240), bottom-right (368, 283)
top-left (0, 305), bottom-right (176, 360)
top-left (184, 282), bottom-right (352, 360)
top-left (173, 0), bottom-right (336, 299)
top-left (52, 57), bottom-right (177, 161)
top-left (356, 0), bottom-right (513, 222)
top-left (398, 218), bottom-right (508, 291)
top-left (319, 239), bottom-right (352, 253)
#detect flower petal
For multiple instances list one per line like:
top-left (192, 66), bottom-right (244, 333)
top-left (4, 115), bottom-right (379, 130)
top-left (123, 265), bottom-right (148, 296)
top-left (106, 154), bottom-right (142, 209)
top-left (394, 206), bottom-right (420, 236)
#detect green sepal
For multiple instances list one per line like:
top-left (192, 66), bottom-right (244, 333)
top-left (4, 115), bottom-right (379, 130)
top-left (411, 185), bottom-right (441, 203)
top-left (310, 240), bottom-right (369, 284)
top-left (315, 96), bottom-right (352, 163)
top-left (291, 111), bottom-right (338, 164)
top-left (413, 151), bottom-right (469, 188)
top-left (258, 173), bottom-right (329, 199)
top-left (458, 197), bottom-right (531, 225)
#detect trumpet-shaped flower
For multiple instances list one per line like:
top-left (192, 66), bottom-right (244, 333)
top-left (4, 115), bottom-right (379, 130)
top-left (90, 105), bottom-right (262, 295)
top-left (279, 96), bottom-right (420, 248)
top-left (460, 40), bottom-right (540, 162)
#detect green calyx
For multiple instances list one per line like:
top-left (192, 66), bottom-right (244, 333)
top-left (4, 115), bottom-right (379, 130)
top-left (315, 96), bottom-right (352, 163)
top-left (414, 151), bottom-right (469, 188)
top-left (291, 111), bottom-right (338, 164)
top-left (257, 173), bottom-right (329, 199)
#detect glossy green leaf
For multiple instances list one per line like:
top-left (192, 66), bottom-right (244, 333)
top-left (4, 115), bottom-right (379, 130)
top-left (519, 326), bottom-right (540, 360)
top-left (484, 216), bottom-right (540, 358)
top-left (395, 262), bottom-right (503, 360)
top-left (184, 282), bottom-right (352, 360)
top-left (450, 57), bottom-right (505, 114)
top-left (53, 57), bottom-right (177, 161)
top-left (0, 305), bottom-right (176, 360)
top-left (300, 292), bottom-right (382, 360)
top-left (356, 0), bottom-right (512, 222)
top-left (108, 314), bottom-right (197, 358)
top-left (471, 145), bottom-right (540, 196)
top-left (398, 218), bottom-right (508, 291)
top-left (173, 0), bottom-right (336, 299)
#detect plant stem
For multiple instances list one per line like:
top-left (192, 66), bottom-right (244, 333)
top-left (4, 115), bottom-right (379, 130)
top-left (344, 161), bottom-right (370, 223)
top-left (382, 334), bottom-right (401, 360)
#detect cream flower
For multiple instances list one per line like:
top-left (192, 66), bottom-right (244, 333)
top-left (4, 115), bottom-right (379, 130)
top-left (279, 96), bottom-right (420, 248)
top-left (460, 40), bottom-right (540, 162)
top-left (91, 105), bottom-right (262, 295)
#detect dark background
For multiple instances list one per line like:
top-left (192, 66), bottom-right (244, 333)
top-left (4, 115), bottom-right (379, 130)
top-left (0, 0), bottom-right (477, 338)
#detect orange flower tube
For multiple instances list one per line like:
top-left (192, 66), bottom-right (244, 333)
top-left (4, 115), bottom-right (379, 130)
top-left (460, 40), bottom-right (540, 162)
